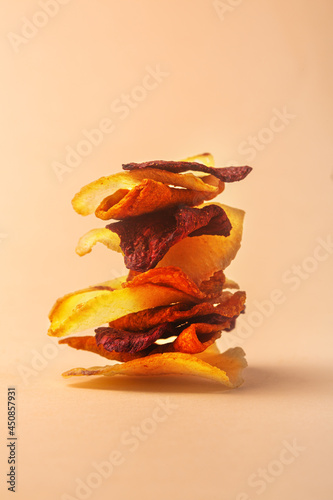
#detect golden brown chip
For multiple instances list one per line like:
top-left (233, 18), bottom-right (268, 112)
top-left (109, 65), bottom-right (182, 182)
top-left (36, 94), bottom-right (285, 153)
top-left (171, 324), bottom-right (223, 354)
top-left (125, 266), bottom-right (205, 299)
top-left (215, 290), bottom-right (246, 317)
top-left (61, 346), bottom-right (247, 388)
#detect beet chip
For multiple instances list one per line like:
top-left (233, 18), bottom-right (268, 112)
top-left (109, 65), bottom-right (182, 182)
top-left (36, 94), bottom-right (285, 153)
top-left (107, 204), bottom-right (231, 272)
top-left (123, 160), bottom-right (252, 183)
top-left (95, 323), bottom-right (173, 354)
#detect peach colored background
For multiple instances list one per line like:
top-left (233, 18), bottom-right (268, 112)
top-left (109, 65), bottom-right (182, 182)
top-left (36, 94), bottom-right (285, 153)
top-left (1, 1), bottom-right (333, 499)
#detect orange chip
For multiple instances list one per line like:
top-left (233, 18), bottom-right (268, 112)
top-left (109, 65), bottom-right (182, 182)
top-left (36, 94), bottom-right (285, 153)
top-left (95, 178), bottom-right (223, 220)
top-left (109, 289), bottom-right (245, 332)
top-left (171, 323), bottom-right (223, 354)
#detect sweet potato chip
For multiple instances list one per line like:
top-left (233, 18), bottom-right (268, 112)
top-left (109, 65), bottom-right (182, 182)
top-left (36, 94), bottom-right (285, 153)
top-left (123, 160), bottom-right (252, 183)
top-left (108, 290), bottom-right (245, 332)
top-left (157, 203), bottom-right (245, 284)
top-left (48, 267), bottom-right (207, 337)
top-left (72, 166), bottom-right (222, 217)
top-left (107, 204), bottom-right (231, 272)
top-left (172, 324), bottom-right (223, 354)
top-left (94, 178), bottom-right (223, 220)
top-left (62, 347), bottom-right (247, 388)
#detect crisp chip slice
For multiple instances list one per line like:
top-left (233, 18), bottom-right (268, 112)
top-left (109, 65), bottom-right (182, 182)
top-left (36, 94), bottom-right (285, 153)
top-left (58, 336), bottom-right (146, 362)
top-left (76, 228), bottom-right (121, 256)
top-left (107, 204), bottom-right (231, 272)
top-left (108, 291), bottom-right (242, 332)
top-left (95, 323), bottom-right (172, 354)
top-left (61, 347), bottom-right (247, 388)
top-left (48, 267), bottom-right (207, 337)
top-left (94, 178), bottom-right (223, 220)
top-left (72, 166), bottom-right (222, 217)
top-left (157, 203), bottom-right (245, 284)
top-left (74, 203), bottom-right (243, 284)
top-left (123, 160), bottom-right (252, 183)
top-left (171, 324), bottom-right (223, 354)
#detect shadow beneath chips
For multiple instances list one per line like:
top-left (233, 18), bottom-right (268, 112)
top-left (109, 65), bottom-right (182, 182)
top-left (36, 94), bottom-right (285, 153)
top-left (242, 364), bottom-right (333, 394)
top-left (66, 375), bottom-right (231, 394)
top-left (65, 363), bottom-right (333, 394)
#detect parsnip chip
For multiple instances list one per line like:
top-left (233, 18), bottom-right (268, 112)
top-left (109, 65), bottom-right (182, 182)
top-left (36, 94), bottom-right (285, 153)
top-left (95, 178), bottom-right (223, 220)
top-left (76, 228), bottom-right (121, 256)
top-left (72, 167), bottom-right (222, 217)
top-left (157, 203), bottom-right (245, 284)
top-left (62, 347), bottom-right (247, 388)
top-left (48, 267), bottom-right (206, 337)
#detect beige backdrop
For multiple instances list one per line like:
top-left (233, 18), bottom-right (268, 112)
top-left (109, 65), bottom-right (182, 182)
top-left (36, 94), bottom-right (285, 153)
top-left (1, 1), bottom-right (333, 499)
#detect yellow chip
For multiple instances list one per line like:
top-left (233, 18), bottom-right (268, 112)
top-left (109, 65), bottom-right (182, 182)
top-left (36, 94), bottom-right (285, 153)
top-left (48, 267), bottom-right (206, 338)
top-left (76, 228), bottom-right (121, 256)
top-left (62, 346), bottom-right (247, 388)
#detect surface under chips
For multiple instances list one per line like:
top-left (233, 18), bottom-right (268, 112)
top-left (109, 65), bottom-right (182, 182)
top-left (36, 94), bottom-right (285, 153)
top-left (61, 346), bottom-right (247, 388)
top-left (123, 160), bottom-right (252, 183)
top-left (107, 204), bottom-right (231, 272)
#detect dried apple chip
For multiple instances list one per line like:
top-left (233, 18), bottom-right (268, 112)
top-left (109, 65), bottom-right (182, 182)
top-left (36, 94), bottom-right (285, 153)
top-left (62, 347), bottom-right (247, 388)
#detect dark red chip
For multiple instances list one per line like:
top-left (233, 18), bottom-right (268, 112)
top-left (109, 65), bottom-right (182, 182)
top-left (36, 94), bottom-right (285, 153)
top-left (106, 204), bottom-right (231, 272)
top-left (95, 323), bottom-right (173, 353)
top-left (95, 308), bottom-right (242, 354)
top-left (122, 160), bottom-right (252, 183)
